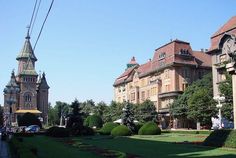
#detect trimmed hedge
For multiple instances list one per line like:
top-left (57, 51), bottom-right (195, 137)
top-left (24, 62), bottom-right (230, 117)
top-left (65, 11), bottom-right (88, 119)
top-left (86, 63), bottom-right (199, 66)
top-left (204, 130), bottom-right (236, 148)
top-left (84, 115), bottom-right (103, 128)
top-left (138, 121), bottom-right (161, 135)
top-left (99, 122), bottom-right (119, 135)
top-left (111, 125), bottom-right (132, 136)
top-left (46, 126), bottom-right (70, 137)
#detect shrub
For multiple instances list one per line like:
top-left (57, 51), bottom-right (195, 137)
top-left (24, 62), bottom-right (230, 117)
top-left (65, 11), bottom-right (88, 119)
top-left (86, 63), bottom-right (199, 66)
top-left (84, 115), bottom-right (103, 129)
top-left (138, 121), bottom-right (161, 135)
top-left (111, 125), bottom-right (131, 136)
top-left (80, 126), bottom-right (95, 136)
top-left (134, 123), bottom-right (144, 134)
top-left (46, 126), bottom-right (70, 137)
top-left (203, 129), bottom-right (236, 148)
top-left (98, 122), bottom-right (119, 135)
top-left (18, 112), bottom-right (42, 128)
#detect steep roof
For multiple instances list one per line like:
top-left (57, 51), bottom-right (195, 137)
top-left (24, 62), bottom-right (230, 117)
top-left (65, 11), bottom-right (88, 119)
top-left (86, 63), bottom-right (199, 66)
top-left (209, 16), bottom-right (236, 52)
top-left (113, 66), bottom-right (137, 86)
top-left (37, 72), bottom-right (50, 89)
top-left (20, 57), bottom-right (38, 76)
top-left (16, 32), bottom-right (37, 61)
top-left (3, 70), bottom-right (20, 94)
top-left (212, 16), bottom-right (236, 38)
top-left (137, 60), bottom-right (152, 78)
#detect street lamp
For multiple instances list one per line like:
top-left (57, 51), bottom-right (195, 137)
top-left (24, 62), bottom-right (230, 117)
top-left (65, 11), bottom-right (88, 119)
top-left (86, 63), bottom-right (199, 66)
top-left (213, 96), bottom-right (225, 129)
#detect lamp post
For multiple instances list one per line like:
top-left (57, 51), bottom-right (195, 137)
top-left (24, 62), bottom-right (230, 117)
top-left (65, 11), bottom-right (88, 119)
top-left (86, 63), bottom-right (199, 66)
top-left (213, 96), bottom-right (225, 129)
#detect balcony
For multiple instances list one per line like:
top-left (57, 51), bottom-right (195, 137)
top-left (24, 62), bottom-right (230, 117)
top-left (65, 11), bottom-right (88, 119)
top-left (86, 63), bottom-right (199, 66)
top-left (158, 91), bottom-right (183, 99)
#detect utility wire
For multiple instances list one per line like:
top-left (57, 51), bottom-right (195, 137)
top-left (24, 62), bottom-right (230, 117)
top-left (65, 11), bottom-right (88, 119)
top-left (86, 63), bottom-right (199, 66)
top-left (30, 0), bottom-right (42, 36)
top-left (33, 0), bottom-right (55, 51)
top-left (29, 0), bottom-right (38, 33)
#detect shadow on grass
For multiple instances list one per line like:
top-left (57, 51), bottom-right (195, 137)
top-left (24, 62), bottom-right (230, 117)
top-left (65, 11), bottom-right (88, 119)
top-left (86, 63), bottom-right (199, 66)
top-left (80, 136), bottom-right (236, 158)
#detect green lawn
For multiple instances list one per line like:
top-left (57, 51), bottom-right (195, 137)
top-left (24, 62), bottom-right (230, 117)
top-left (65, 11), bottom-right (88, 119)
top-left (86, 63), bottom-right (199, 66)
top-left (78, 133), bottom-right (236, 158)
top-left (23, 136), bottom-right (103, 158)
top-left (23, 133), bottom-right (236, 158)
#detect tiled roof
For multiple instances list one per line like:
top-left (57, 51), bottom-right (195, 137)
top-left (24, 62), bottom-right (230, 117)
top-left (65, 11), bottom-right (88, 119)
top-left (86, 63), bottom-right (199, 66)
top-left (137, 60), bottom-right (152, 77)
top-left (113, 66), bottom-right (137, 86)
top-left (16, 35), bottom-right (37, 61)
top-left (212, 16), bottom-right (236, 38)
top-left (20, 57), bottom-right (38, 76)
top-left (209, 16), bottom-right (236, 51)
top-left (114, 40), bottom-right (212, 87)
top-left (192, 51), bottom-right (212, 67)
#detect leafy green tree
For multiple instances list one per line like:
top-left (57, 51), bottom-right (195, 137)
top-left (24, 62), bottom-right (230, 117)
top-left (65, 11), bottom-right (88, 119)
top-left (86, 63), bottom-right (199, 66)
top-left (135, 100), bottom-right (157, 123)
top-left (48, 104), bottom-right (58, 126)
top-left (66, 99), bottom-right (85, 135)
top-left (81, 99), bottom-right (96, 117)
top-left (188, 89), bottom-right (217, 126)
top-left (109, 101), bottom-right (125, 121)
top-left (122, 101), bottom-right (135, 132)
top-left (171, 73), bottom-right (216, 127)
top-left (219, 73), bottom-right (233, 120)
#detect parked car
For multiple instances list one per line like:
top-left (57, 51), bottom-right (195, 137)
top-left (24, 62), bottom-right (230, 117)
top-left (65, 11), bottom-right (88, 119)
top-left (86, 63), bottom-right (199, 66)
top-left (25, 125), bottom-right (40, 133)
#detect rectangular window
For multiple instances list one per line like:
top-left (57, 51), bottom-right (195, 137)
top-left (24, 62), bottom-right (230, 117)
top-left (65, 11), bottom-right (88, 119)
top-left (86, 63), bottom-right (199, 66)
top-left (131, 93), bottom-right (135, 101)
top-left (182, 83), bottom-right (188, 91)
top-left (141, 91), bottom-right (145, 101)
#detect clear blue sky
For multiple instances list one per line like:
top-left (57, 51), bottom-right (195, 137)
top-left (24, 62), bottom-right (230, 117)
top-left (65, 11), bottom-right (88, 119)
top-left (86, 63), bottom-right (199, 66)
top-left (1, 0), bottom-right (236, 106)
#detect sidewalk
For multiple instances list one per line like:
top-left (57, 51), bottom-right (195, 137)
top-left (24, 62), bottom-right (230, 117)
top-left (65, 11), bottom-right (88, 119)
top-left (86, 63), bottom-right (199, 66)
top-left (0, 136), bottom-right (10, 158)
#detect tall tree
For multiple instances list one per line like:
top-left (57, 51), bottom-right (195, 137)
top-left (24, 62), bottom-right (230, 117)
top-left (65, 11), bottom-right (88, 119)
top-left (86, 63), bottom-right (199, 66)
top-left (171, 73), bottom-right (216, 127)
top-left (135, 100), bottom-right (157, 123)
top-left (48, 104), bottom-right (58, 126)
top-left (66, 99), bottom-right (84, 135)
top-left (219, 72), bottom-right (233, 120)
top-left (188, 89), bottom-right (217, 126)
top-left (122, 101), bottom-right (135, 132)
top-left (81, 99), bottom-right (96, 117)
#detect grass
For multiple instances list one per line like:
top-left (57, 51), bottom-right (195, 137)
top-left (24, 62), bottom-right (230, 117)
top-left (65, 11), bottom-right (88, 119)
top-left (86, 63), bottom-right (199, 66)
top-left (22, 133), bottom-right (236, 158)
top-left (78, 133), bottom-right (236, 158)
top-left (23, 136), bottom-right (103, 158)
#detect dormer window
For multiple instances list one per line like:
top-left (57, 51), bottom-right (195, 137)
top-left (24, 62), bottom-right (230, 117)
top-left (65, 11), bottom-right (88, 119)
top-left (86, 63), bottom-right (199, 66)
top-left (179, 49), bottom-right (190, 56)
top-left (159, 52), bottom-right (166, 60)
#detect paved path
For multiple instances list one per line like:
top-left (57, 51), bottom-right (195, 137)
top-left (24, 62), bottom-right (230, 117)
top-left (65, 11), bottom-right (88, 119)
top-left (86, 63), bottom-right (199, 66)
top-left (0, 135), bottom-right (10, 158)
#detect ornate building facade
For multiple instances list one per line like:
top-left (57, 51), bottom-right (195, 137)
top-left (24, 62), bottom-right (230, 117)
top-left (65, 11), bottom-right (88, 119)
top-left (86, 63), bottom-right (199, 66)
top-left (207, 16), bottom-right (236, 97)
top-left (114, 39), bottom-right (212, 128)
top-left (3, 31), bottom-right (49, 125)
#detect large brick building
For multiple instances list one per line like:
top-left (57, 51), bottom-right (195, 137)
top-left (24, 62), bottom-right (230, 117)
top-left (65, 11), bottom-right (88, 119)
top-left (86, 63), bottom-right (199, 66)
top-left (3, 31), bottom-right (49, 125)
top-left (114, 39), bottom-right (212, 128)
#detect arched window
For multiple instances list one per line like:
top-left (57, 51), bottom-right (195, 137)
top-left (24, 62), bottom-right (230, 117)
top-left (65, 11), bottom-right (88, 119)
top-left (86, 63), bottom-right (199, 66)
top-left (24, 93), bottom-right (32, 102)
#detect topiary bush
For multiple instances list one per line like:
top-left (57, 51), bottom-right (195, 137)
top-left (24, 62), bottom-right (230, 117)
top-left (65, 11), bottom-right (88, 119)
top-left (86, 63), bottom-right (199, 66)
top-left (138, 121), bottom-right (161, 135)
top-left (18, 112), bottom-right (42, 128)
top-left (111, 125), bottom-right (131, 136)
top-left (46, 126), bottom-right (70, 137)
top-left (84, 115), bottom-right (103, 129)
top-left (98, 122), bottom-right (119, 135)
top-left (203, 129), bottom-right (236, 148)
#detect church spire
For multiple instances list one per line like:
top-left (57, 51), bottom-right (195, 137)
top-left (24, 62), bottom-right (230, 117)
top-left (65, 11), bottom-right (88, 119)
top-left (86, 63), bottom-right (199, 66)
top-left (16, 28), bottom-right (37, 62)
